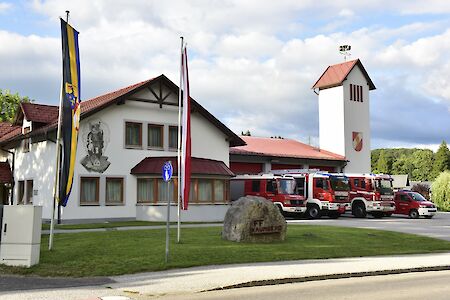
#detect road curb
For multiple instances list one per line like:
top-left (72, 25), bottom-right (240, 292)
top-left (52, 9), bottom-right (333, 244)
top-left (205, 265), bottom-right (450, 292)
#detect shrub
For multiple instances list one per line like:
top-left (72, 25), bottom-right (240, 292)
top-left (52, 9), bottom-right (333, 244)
top-left (431, 171), bottom-right (450, 211)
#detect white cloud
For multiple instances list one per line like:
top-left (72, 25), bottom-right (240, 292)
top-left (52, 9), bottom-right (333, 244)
top-left (0, 0), bottom-right (448, 150)
top-left (0, 2), bottom-right (12, 13)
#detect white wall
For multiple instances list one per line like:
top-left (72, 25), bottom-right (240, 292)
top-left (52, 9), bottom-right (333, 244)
top-left (136, 204), bottom-right (230, 222)
top-left (60, 89), bottom-right (230, 221)
top-left (13, 141), bottom-right (56, 219)
top-left (343, 67), bottom-right (371, 173)
top-left (318, 86), bottom-right (345, 156)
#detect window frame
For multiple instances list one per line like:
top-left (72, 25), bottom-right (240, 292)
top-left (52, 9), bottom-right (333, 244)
top-left (168, 125), bottom-right (179, 150)
top-left (23, 127), bottom-right (31, 152)
top-left (124, 121), bottom-right (143, 149)
top-left (105, 177), bottom-right (124, 206)
top-left (147, 123), bottom-right (164, 150)
top-left (137, 178), bottom-right (157, 204)
top-left (25, 179), bottom-right (33, 204)
top-left (17, 180), bottom-right (25, 205)
top-left (80, 177), bottom-right (100, 206)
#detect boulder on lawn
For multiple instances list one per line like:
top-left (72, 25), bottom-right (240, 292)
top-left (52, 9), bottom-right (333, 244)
top-left (222, 196), bottom-right (287, 243)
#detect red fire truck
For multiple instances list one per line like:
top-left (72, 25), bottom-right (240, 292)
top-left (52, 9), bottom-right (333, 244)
top-left (347, 173), bottom-right (395, 218)
top-left (230, 174), bottom-right (307, 216)
top-left (272, 170), bottom-right (350, 219)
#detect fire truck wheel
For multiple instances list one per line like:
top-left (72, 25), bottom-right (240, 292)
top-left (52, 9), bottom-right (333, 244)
top-left (328, 211), bottom-right (340, 219)
top-left (409, 209), bottom-right (419, 219)
top-left (352, 202), bottom-right (367, 218)
top-left (306, 204), bottom-right (321, 219)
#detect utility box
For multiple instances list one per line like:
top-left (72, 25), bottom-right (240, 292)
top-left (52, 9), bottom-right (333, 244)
top-left (0, 205), bottom-right (42, 267)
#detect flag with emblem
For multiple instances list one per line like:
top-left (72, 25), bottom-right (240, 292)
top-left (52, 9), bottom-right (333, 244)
top-left (352, 131), bottom-right (363, 152)
top-left (59, 18), bottom-right (81, 206)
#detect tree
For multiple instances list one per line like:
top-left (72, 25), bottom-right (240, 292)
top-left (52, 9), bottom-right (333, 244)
top-left (391, 155), bottom-right (413, 178)
top-left (0, 89), bottom-right (31, 122)
top-left (411, 149), bottom-right (434, 181)
top-left (375, 150), bottom-right (390, 174)
top-left (431, 141), bottom-right (450, 179)
top-left (411, 183), bottom-right (431, 200)
top-left (431, 171), bottom-right (450, 211)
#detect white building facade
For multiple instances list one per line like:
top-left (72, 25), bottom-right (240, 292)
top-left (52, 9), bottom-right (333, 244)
top-left (313, 59), bottom-right (376, 173)
top-left (0, 75), bottom-right (244, 222)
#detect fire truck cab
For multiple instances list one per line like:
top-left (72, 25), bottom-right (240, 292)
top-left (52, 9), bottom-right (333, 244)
top-left (230, 174), bottom-right (307, 216)
top-left (272, 170), bottom-right (350, 219)
top-left (347, 173), bottom-right (395, 218)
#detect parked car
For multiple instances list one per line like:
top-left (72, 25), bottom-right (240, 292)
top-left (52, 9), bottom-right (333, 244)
top-left (393, 190), bottom-right (437, 219)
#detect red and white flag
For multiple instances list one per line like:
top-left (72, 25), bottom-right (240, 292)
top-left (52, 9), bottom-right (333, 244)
top-left (181, 46), bottom-right (191, 210)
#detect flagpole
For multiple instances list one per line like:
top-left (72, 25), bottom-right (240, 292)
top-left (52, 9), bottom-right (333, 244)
top-left (49, 11), bottom-right (69, 251)
top-left (177, 36), bottom-right (183, 243)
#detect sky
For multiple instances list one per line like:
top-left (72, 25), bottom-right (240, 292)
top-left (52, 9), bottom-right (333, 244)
top-left (0, 0), bottom-right (449, 151)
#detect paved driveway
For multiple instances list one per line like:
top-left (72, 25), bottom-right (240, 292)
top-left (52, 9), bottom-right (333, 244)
top-left (287, 212), bottom-right (450, 241)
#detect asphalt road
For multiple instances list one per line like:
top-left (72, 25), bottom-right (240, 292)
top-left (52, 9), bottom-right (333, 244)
top-left (159, 270), bottom-right (450, 300)
top-left (287, 212), bottom-right (450, 241)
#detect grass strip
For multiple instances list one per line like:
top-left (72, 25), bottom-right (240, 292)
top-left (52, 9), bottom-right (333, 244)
top-left (41, 221), bottom-right (220, 230)
top-left (1, 225), bottom-right (449, 277)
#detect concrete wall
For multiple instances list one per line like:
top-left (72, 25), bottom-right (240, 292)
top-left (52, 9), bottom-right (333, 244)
top-left (343, 67), bottom-right (371, 173)
top-left (318, 86), bottom-right (346, 156)
top-left (318, 65), bottom-right (371, 174)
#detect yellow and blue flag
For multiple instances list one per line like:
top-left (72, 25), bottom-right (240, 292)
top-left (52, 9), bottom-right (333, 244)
top-left (59, 18), bottom-right (81, 207)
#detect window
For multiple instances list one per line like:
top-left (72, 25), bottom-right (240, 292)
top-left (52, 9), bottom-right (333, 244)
top-left (353, 178), bottom-right (360, 187)
top-left (26, 180), bottom-right (33, 204)
top-left (23, 127), bottom-right (30, 152)
top-left (400, 194), bottom-right (410, 202)
top-left (105, 177), bottom-right (124, 205)
top-left (315, 178), bottom-right (329, 190)
top-left (361, 180), bottom-right (366, 189)
top-left (350, 84), bottom-right (363, 102)
top-left (157, 179), bottom-right (174, 203)
top-left (80, 177), bottom-right (99, 205)
top-left (169, 126), bottom-right (178, 149)
top-left (125, 122), bottom-right (142, 148)
top-left (251, 180), bottom-right (260, 192)
top-left (198, 179), bottom-right (213, 202)
top-left (137, 178), bottom-right (155, 203)
top-left (266, 179), bottom-right (277, 193)
top-left (214, 180), bottom-right (225, 202)
top-left (18, 180), bottom-right (25, 205)
top-left (148, 124), bottom-right (164, 149)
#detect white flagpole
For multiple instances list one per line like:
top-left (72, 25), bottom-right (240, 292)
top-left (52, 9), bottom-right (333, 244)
top-left (177, 37), bottom-right (184, 243)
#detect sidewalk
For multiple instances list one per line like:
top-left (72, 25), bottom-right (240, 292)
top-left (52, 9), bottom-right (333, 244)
top-left (1, 252), bottom-right (449, 300)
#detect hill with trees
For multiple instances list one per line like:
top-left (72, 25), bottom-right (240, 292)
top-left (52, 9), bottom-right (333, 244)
top-left (371, 141), bottom-right (450, 181)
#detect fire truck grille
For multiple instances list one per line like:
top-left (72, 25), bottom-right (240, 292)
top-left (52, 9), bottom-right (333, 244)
top-left (290, 200), bottom-right (304, 205)
top-left (334, 196), bottom-right (348, 202)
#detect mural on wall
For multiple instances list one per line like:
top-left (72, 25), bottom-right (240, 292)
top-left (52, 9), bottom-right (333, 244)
top-left (80, 120), bottom-right (111, 172)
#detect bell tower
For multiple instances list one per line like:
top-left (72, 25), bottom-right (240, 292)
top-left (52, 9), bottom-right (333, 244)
top-left (312, 59), bottom-right (376, 173)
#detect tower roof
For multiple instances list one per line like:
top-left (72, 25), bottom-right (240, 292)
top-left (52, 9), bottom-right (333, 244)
top-left (312, 59), bottom-right (376, 91)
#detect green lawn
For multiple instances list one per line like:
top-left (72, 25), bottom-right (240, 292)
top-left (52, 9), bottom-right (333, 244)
top-left (41, 221), bottom-right (220, 230)
top-left (2, 225), bottom-right (450, 277)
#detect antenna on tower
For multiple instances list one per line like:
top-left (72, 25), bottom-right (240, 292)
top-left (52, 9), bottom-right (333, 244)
top-left (339, 45), bottom-right (351, 61)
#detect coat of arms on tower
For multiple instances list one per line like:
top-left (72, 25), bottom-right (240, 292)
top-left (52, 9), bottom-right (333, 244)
top-left (80, 120), bottom-right (111, 173)
top-left (352, 132), bottom-right (363, 152)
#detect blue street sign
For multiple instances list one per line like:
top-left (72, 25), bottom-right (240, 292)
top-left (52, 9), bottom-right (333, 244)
top-left (162, 161), bottom-right (173, 182)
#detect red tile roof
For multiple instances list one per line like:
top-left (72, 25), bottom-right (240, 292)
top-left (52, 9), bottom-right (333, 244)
top-left (312, 59), bottom-right (376, 90)
top-left (20, 102), bottom-right (59, 124)
top-left (230, 136), bottom-right (345, 161)
top-left (0, 122), bottom-right (21, 143)
top-left (131, 156), bottom-right (235, 177)
top-left (0, 75), bottom-right (245, 147)
top-left (0, 161), bottom-right (12, 183)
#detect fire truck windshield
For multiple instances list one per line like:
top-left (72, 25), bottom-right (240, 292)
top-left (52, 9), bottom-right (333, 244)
top-left (329, 176), bottom-right (350, 191)
top-left (278, 179), bottom-right (297, 195)
top-left (375, 179), bottom-right (393, 195)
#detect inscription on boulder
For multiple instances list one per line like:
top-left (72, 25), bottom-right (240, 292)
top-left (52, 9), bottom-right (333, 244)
top-left (222, 196), bottom-right (287, 243)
